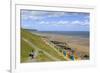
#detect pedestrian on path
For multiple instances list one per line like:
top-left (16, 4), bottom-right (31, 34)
top-left (29, 50), bottom-right (34, 59)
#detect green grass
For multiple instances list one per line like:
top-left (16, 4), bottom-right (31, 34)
top-left (21, 29), bottom-right (66, 62)
top-left (21, 39), bottom-right (35, 62)
top-left (36, 51), bottom-right (54, 62)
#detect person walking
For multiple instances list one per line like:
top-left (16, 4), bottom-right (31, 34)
top-left (29, 50), bottom-right (34, 59)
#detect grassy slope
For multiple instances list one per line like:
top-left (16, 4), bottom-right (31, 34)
top-left (21, 29), bottom-right (65, 62)
top-left (21, 39), bottom-right (34, 62)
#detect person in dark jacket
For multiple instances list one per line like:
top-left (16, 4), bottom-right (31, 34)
top-left (29, 50), bottom-right (34, 59)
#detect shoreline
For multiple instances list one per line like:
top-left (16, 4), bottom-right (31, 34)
top-left (31, 31), bottom-right (90, 60)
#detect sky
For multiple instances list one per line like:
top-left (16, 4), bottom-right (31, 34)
top-left (21, 9), bottom-right (90, 31)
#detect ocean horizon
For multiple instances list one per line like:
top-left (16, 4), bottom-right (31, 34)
top-left (28, 30), bottom-right (89, 38)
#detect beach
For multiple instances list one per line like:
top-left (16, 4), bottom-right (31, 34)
top-left (31, 31), bottom-right (90, 60)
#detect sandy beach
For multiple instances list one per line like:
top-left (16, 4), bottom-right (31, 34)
top-left (31, 32), bottom-right (90, 60)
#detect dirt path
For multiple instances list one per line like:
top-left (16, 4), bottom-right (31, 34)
top-left (22, 38), bottom-right (61, 61)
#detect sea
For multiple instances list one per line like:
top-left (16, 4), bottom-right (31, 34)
top-left (29, 30), bottom-right (89, 38)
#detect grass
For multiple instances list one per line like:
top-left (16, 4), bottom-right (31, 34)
top-left (36, 51), bottom-right (54, 62)
top-left (21, 29), bottom-right (66, 63)
top-left (21, 39), bottom-right (35, 62)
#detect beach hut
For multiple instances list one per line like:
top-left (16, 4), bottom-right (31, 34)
top-left (70, 55), bottom-right (75, 60)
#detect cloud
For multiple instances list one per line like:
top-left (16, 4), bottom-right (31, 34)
top-left (39, 21), bottom-right (49, 24)
top-left (38, 20), bottom-right (69, 25)
top-left (21, 10), bottom-right (65, 20)
top-left (21, 10), bottom-right (46, 20)
top-left (57, 21), bottom-right (69, 24)
top-left (34, 19), bottom-right (89, 27)
top-left (45, 12), bottom-right (85, 18)
top-left (71, 20), bottom-right (81, 24)
top-left (71, 20), bottom-right (89, 26)
top-left (21, 10), bottom-right (77, 21)
top-left (46, 12), bottom-right (66, 17)
top-left (21, 10), bottom-right (45, 16)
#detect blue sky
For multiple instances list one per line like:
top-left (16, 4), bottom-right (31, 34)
top-left (21, 10), bottom-right (90, 31)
